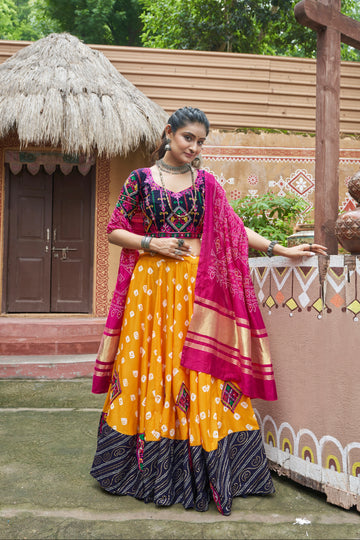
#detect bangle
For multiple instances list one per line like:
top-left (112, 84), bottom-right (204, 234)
top-left (266, 240), bottom-right (278, 257)
top-left (141, 236), bottom-right (152, 250)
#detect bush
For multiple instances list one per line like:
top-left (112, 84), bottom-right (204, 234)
top-left (230, 191), bottom-right (308, 256)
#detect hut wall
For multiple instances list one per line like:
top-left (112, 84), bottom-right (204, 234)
top-left (250, 254), bottom-right (360, 511)
top-left (2, 127), bottom-right (360, 316)
top-left (104, 129), bottom-right (360, 317)
top-left (0, 134), bottom-right (18, 311)
top-left (0, 140), bottom-right (148, 316)
top-left (202, 130), bottom-right (360, 225)
top-left (1, 40), bottom-right (360, 134)
top-left (66, 129), bottom-right (360, 314)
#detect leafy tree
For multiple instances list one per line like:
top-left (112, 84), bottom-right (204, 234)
top-left (1, 0), bottom-right (359, 61)
top-left (140, 0), bottom-right (270, 53)
top-left (0, 0), bottom-right (19, 39)
top-left (26, 0), bottom-right (61, 38)
top-left (0, 0), bottom-right (60, 40)
top-left (140, 0), bottom-right (360, 61)
top-left (46, 0), bottom-right (143, 45)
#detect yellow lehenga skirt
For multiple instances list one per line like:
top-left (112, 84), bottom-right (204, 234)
top-left (91, 253), bottom-right (274, 515)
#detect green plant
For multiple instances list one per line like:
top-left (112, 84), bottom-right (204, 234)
top-left (230, 191), bottom-right (308, 256)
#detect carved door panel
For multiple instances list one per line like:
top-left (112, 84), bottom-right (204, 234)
top-left (6, 167), bottom-right (52, 312)
top-left (51, 169), bottom-right (93, 312)
top-left (6, 166), bottom-right (94, 313)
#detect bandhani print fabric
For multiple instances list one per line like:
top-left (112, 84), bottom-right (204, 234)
top-left (92, 170), bottom-right (277, 400)
top-left (91, 168), bottom-right (276, 515)
top-left (91, 253), bottom-right (275, 515)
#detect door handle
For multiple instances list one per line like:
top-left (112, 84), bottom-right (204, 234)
top-left (52, 246), bottom-right (78, 260)
top-left (44, 228), bottom-right (50, 253)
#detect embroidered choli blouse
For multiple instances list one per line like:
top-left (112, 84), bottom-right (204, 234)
top-left (107, 167), bottom-right (205, 238)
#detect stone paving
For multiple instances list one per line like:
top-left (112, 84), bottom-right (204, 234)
top-left (1, 378), bottom-right (359, 540)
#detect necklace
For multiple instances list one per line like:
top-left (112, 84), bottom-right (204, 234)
top-left (156, 159), bottom-right (191, 175)
top-left (157, 163), bottom-right (197, 218)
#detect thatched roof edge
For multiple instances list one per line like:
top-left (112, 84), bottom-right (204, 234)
top-left (0, 33), bottom-right (168, 157)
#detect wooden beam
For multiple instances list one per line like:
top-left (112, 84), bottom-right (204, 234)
top-left (293, 0), bottom-right (360, 253)
top-left (295, 0), bottom-right (360, 51)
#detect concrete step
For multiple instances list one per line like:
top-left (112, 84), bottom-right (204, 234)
top-left (0, 317), bottom-right (106, 337)
top-left (0, 317), bottom-right (105, 355)
top-left (1, 379), bottom-right (360, 539)
top-left (0, 354), bottom-right (94, 379)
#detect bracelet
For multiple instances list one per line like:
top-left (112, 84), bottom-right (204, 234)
top-left (266, 240), bottom-right (278, 257)
top-left (140, 236), bottom-right (152, 250)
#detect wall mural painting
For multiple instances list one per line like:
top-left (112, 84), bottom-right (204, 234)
top-left (202, 141), bottom-right (360, 223)
top-left (198, 138), bottom-right (360, 508)
top-left (255, 411), bottom-right (360, 494)
top-left (248, 254), bottom-right (360, 506)
top-left (249, 256), bottom-right (360, 322)
top-left (95, 157), bottom-right (111, 317)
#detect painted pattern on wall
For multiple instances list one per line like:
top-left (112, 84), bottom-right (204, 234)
top-left (250, 255), bottom-right (360, 321)
top-left (248, 254), bottom-right (360, 510)
top-left (254, 410), bottom-right (360, 499)
top-left (95, 157), bottom-right (111, 317)
top-left (202, 133), bottom-right (360, 223)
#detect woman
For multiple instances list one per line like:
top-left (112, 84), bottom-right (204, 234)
top-left (90, 106), bottom-right (327, 515)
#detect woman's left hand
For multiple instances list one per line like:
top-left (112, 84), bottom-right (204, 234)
top-left (244, 227), bottom-right (328, 259)
top-left (283, 243), bottom-right (328, 258)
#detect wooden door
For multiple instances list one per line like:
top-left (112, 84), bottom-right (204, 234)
top-left (6, 167), bottom-right (52, 312)
top-left (6, 165), bottom-right (94, 313)
top-left (51, 169), bottom-right (93, 312)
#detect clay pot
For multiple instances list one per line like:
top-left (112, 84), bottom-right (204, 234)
top-left (287, 223), bottom-right (314, 247)
top-left (335, 171), bottom-right (360, 254)
top-left (335, 206), bottom-right (360, 253)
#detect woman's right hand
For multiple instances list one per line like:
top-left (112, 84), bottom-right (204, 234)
top-left (149, 237), bottom-right (192, 260)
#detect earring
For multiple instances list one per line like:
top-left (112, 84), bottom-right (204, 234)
top-left (192, 155), bottom-right (201, 168)
top-left (164, 138), bottom-right (171, 151)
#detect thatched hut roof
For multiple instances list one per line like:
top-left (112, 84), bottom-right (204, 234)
top-left (0, 33), bottom-right (168, 157)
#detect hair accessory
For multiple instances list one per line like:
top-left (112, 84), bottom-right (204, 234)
top-left (266, 240), bottom-right (278, 257)
top-left (141, 236), bottom-right (152, 250)
top-left (178, 239), bottom-right (185, 247)
top-left (156, 159), bottom-right (191, 175)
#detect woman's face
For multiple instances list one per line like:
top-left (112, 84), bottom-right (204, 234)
top-left (166, 122), bottom-right (207, 165)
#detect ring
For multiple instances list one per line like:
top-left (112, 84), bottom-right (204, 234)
top-left (174, 249), bottom-right (182, 255)
top-left (308, 243), bottom-right (313, 250)
top-left (178, 239), bottom-right (184, 247)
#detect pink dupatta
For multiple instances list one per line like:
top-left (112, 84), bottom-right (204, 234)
top-left (91, 213), bottom-right (142, 394)
top-left (92, 170), bottom-right (277, 401)
top-left (181, 172), bottom-right (277, 401)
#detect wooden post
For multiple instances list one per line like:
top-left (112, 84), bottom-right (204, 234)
top-left (294, 0), bottom-right (360, 253)
top-left (315, 0), bottom-right (341, 253)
